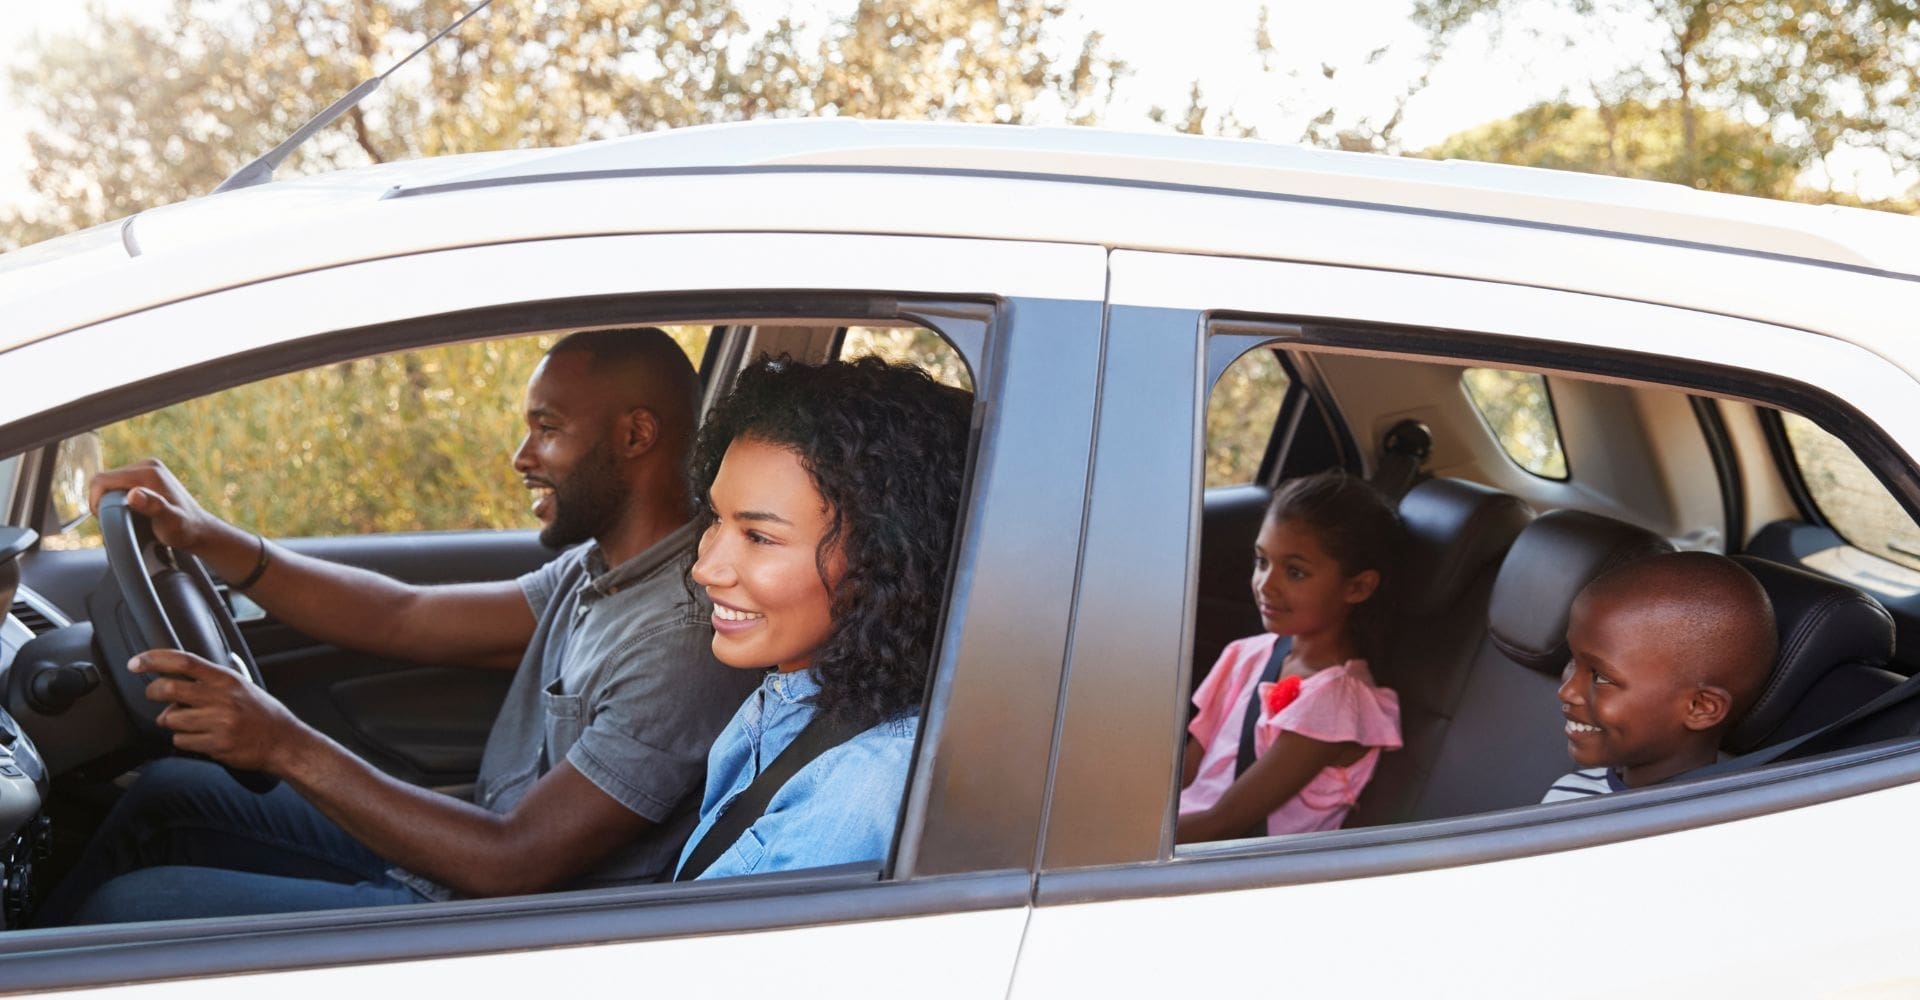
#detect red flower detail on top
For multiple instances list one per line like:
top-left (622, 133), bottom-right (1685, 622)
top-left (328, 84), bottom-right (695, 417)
top-left (1263, 674), bottom-right (1304, 717)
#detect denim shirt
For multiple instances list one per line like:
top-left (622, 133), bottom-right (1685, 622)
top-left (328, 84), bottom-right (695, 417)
top-left (677, 668), bottom-right (919, 879)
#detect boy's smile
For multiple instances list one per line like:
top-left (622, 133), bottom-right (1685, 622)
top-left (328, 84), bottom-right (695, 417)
top-left (1558, 588), bottom-right (1720, 787)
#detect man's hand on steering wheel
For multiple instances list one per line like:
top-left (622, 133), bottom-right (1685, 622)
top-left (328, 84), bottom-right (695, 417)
top-left (131, 650), bottom-right (307, 776)
top-left (89, 459), bottom-right (234, 556)
top-left (89, 460), bottom-right (282, 792)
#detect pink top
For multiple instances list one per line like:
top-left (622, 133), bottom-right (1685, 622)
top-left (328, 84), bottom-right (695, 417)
top-left (1180, 632), bottom-right (1402, 837)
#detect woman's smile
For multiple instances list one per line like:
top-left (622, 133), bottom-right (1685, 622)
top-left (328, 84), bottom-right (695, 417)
top-left (710, 598), bottom-right (767, 633)
top-left (691, 437), bottom-right (843, 673)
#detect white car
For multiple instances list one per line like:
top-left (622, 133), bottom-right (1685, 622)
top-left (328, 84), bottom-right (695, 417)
top-left (1, 118), bottom-right (1918, 997)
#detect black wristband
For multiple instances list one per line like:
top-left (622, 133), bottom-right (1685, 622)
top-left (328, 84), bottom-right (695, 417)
top-left (231, 533), bottom-right (271, 591)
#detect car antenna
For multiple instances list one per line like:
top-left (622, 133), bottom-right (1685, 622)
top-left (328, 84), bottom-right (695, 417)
top-left (212, 0), bottom-right (495, 194)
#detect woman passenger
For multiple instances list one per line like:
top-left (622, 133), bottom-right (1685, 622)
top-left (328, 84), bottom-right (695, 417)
top-left (675, 355), bottom-right (970, 879)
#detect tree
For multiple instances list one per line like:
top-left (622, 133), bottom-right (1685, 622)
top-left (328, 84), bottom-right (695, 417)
top-left (4, 0), bottom-right (1120, 250)
top-left (1424, 98), bottom-right (1805, 199)
top-left (1412, 0), bottom-right (1920, 194)
top-left (10, 0), bottom-right (1117, 539)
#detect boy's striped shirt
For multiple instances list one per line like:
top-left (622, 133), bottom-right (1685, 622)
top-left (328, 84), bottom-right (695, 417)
top-left (1541, 767), bottom-right (1627, 803)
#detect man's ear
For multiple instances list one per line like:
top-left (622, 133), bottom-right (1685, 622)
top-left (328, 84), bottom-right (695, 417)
top-left (1682, 684), bottom-right (1733, 732)
top-left (1344, 568), bottom-right (1381, 605)
top-left (617, 407), bottom-right (660, 458)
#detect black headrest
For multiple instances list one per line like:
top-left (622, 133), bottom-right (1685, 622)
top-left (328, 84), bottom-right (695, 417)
top-left (1488, 509), bottom-right (1674, 674)
top-left (1723, 556), bottom-right (1895, 753)
top-left (1397, 478), bottom-right (1534, 617)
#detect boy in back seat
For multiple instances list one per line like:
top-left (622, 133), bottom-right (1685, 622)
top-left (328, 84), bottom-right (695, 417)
top-left (1544, 552), bottom-right (1776, 802)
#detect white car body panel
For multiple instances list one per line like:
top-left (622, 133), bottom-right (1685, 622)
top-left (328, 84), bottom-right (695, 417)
top-left (6, 119), bottom-right (1917, 361)
top-left (1012, 779), bottom-right (1920, 998)
top-left (2, 119), bottom-right (1919, 996)
top-left (0, 233), bottom-right (1104, 427)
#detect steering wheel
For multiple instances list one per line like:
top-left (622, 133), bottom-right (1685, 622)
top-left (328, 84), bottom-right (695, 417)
top-left (91, 490), bottom-right (278, 793)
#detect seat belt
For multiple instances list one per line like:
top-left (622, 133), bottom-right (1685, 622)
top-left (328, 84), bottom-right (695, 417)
top-left (1235, 637), bottom-right (1293, 778)
top-left (1685, 669), bottom-right (1920, 782)
top-left (676, 709), bottom-right (865, 881)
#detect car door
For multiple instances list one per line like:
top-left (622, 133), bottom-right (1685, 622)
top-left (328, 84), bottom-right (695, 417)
top-left (1011, 245), bottom-right (1920, 997)
top-left (2, 229), bottom-right (1106, 995)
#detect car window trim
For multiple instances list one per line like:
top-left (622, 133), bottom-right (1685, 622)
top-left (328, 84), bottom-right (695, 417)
top-left (1257, 350), bottom-right (1356, 485)
top-left (1691, 395), bottom-right (1747, 548)
top-left (1759, 406), bottom-right (1833, 530)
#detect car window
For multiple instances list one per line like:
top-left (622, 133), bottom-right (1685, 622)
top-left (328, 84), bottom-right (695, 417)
top-left (1206, 348), bottom-right (1290, 488)
top-left (55, 328), bottom-right (708, 546)
top-left (840, 326), bottom-right (973, 391)
top-left (1780, 411), bottom-right (1920, 573)
top-left (1177, 339), bottom-right (1916, 857)
top-left (1461, 368), bottom-right (1568, 480)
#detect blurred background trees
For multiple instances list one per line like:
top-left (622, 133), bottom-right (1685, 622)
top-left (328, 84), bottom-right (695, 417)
top-left (5, 0), bottom-right (1121, 248)
top-left (1411, 0), bottom-right (1920, 207)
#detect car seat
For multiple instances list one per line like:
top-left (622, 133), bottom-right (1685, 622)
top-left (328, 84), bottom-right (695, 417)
top-left (1350, 477), bottom-right (1532, 826)
top-left (1368, 507), bottom-right (1673, 822)
top-left (1725, 556), bottom-right (1900, 752)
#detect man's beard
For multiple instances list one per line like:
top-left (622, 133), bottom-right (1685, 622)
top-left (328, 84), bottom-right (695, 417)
top-left (539, 441), bottom-right (629, 550)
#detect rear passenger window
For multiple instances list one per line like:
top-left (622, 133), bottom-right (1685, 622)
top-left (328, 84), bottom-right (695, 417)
top-left (1462, 368), bottom-right (1567, 480)
top-left (1781, 411), bottom-right (1920, 573)
top-left (1206, 348), bottom-right (1290, 487)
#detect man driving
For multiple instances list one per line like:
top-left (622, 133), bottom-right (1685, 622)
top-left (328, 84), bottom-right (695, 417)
top-left (35, 327), bottom-right (758, 924)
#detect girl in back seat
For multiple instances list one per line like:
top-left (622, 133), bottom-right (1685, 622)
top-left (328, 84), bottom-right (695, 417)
top-left (1178, 472), bottom-right (1404, 843)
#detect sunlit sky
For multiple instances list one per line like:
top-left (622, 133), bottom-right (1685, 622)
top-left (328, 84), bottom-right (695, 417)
top-left (2, 0), bottom-right (1890, 216)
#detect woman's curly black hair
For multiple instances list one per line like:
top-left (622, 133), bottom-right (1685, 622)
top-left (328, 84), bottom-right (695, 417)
top-left (688, 355), bottom-right (973, 728)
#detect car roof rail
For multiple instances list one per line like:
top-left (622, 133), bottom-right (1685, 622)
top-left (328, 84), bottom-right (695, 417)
top-left (211, 0), bottom-right (496, 195)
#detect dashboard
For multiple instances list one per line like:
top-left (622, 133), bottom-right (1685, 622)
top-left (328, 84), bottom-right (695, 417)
top-left (0, 588), bottom-right (55, 928)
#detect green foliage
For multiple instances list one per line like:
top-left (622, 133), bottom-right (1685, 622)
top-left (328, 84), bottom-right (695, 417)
top-left (1461, 368), bottom-right (1567, 479)
top-left (1206, 349), bottom-right (1289, 488)
top-left (2, 0), bottom-right (1120, 249)
top-left (841, 326), bottom-right (973, 391)
top-left (1782, 412), bottom-right (1920, 573)
top-left (1425, 99), bottom-right (1804, 199)
top-left (77, 329), bottom-right (706, 541)
top-left (1412, 0), bottom-right (1920, 197)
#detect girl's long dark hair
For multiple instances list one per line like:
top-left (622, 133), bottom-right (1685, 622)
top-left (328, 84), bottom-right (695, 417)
top-left (1266, 471), bottom-right (1403, 667)
top-left (689, 355), bottom-right (972, 728)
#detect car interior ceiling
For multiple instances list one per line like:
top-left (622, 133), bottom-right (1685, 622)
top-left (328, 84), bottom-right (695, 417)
top-left (1193, 343), bottom-right (1920, 835)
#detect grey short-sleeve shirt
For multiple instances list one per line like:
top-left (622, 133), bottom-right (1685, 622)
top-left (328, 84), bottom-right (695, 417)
top-left (400, 523), bottom-right (759, 896)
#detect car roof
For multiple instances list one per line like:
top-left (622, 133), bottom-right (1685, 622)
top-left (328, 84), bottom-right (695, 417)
top-left (395, 118), bottom-right (1916, 271)
top-left (3, 117), bottom-right (1917, 352)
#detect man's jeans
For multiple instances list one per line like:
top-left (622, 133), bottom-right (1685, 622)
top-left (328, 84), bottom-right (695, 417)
top-left (34, 758), bottom-right (425, 926)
